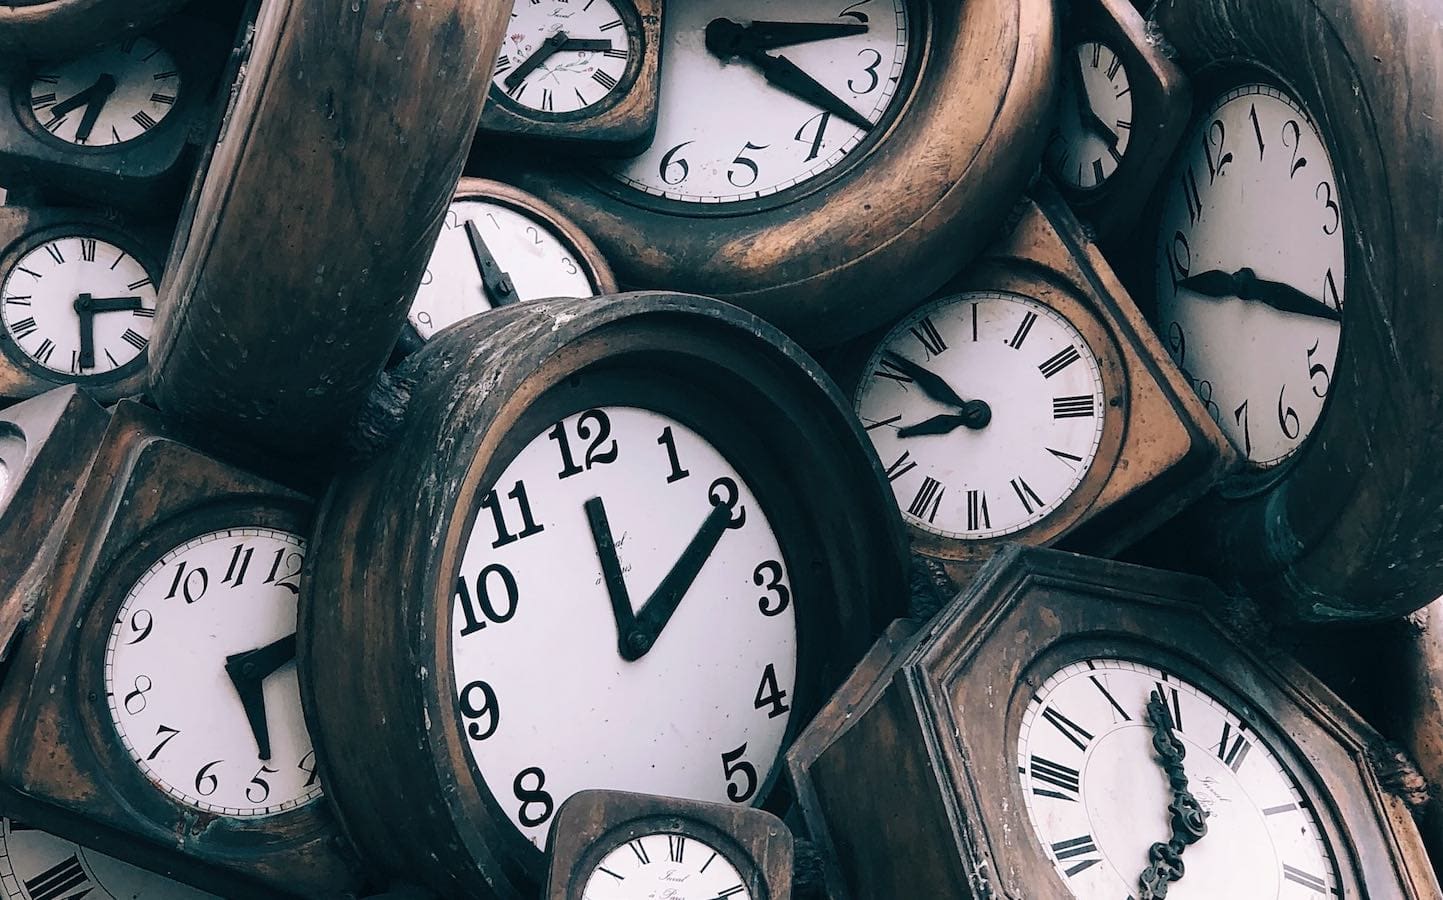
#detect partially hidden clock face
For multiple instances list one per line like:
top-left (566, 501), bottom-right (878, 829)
top-left (103, 528), bottom-right (321, 817)
top-left (1046, 41), bottom-right (1133, 191)
top-left (1154, 82), bottom-right (1344, 470)
top-left (452, 406), bottom-right (797, 847)
top-left (855, 291), bottom-right (1106, 540)
top-left (492, 0), bottom-right (633, 114)
top-left (0, 818), bottom-right (217, 899)
top-left (602, 0), bottom-right (913, 206)
top-left (582, 831), bottom-right (751, 900)
top-left (1018, 658), bottom-right (1341, 897)
top-left (26, 36), bottom-right (182, 147)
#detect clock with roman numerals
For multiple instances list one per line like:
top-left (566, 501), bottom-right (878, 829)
top-left (845, 185), bottom-right (1234, 584)
top-left (0, 204), bottom-right (166, 404)
top-left (787, 545), bottom-right (1441, 900)
top-left (300, 292), bottom-right (907, 899)
top-left (478, 0), bottom-right (662, 154)
top-left (0, 817), bottom-right (219, 900)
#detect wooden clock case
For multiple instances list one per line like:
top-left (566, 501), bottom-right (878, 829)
top-left (0, 0), bottom-right (191, 66)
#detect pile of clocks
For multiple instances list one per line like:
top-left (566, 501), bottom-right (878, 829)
top-left (0, 0), bottom-right (1442, 897)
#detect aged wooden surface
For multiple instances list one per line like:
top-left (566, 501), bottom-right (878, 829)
top-left (544, 790), bottom-right (793, 900)
top-left (0, 0), bottom-right (190, 64)
top-left (301, 292), bottom-right (909, 898)
top-left (790, 546), bottom-right (1440, 899)
top-left (148, 0), bottom-right (509, 458)
top-left (491, 0), bottom-right (1057, 348)
top-left (0, 400), bottom-right (362, 899)
top-left (1136, 0), bottom-right (1443, 621)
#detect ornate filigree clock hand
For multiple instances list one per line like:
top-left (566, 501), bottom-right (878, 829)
top-left (463, 220), bottom-right (518, 307)
top-left (1178, 268), bottom-right (1342, 322)
top-left (707, 17), bottom-right (867, 52)
top-left (505, 30), bottom-right (571, 90)
top-left (223, 633), bottom-right (299, 760)
top-left (73, 74), bottom-right (117, 143)
top-left (705, 22), bottom-right (873, 132)
top-left (1137, 690), bottom-right (1209, 900)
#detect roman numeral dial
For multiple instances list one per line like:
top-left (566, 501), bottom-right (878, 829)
top-left (490, 0), bottom-right (634, 114)
top-left (854, 290), bottom-right (1108, 540)
top-left (26, 36), bottom-right (182, 146)
top-left (583, 831), bottom-right (752, 899)
top-left (1045, 40), bottom-right (1134, 190)
top-left (0, 818), bottom-right (217, 900)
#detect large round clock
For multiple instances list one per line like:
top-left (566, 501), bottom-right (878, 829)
top-left (492, 0), bottom-right (1056, 347)
top-left (300, 292), bottom-right (908, 898)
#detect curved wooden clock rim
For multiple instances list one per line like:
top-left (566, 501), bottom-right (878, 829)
top-left (0, 0), bottom-right (189, 60)
top-left (1155, 0), bottom-right (1443, 622)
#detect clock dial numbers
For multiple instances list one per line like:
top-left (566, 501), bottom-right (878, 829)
top-left (452, 407), bottom-right (797, 847)
top-left (409, 199), bottom-right (597, 340)
top-left (582, 831), bottom-right (751, 900)
top-left (604, 0), bottom-right (912, 204)
top-left (27, 37), bottom-right (182, 146)
top-left (0, 818), bottom-right (218, 899)
top-left (856, 292), bottom-right (1106, 539)
top-left (103, 528), bottom-right (322, 817)
top-left (1045, 41), bottom-right (1133, 190)
top-left (1155, 83), bottom-right (1345, 469)
top-left (1, 235), bottom-right (158, 379)
top-left (492, 0), bottom-right (633, 114)
top-left (1018, 659), bottom-right (1341, 898)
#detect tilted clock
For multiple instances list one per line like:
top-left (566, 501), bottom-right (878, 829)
top-left (0, 817), bottom-right (219, 899)
top-left (300, 292), bottom-right (908, 898)
top-left (0, 0), bottom-right (191, 64)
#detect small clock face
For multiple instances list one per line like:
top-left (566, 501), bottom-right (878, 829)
top-left (0, 818), bottom-right (217, 899)
top-left (604, 0), bottom-right (912, 205)
top-left (583, 832), bottom-right (751, 900)
top-left (410, 199), bottom-right (598, 341)
top-left (1018, 658), bottom-right (1341, 898)
top-left (1155, 83), bottom-right (1344, 469)
top-left (0, 234), bottom-right (157, 379)
top-left (1046, 41), bottom-right (1133, 190)
top-left (855, 291), bottom-right (1106, 540)
top-left (28, 36), bottom-right (182, 146)
top-left (452, 406), bottom-right (797, 847)
top-left (104, 528), bottom-right (321, 817)
top-left (492, 0), bottom-right (633, 114)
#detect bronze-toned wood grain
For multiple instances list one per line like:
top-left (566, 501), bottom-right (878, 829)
top-left (147, 0), bottom-right (509, 458)
top-left (789, 545), bottom-right (1441, 899)
top-left (1132, 0), bottom-right (1443, 621)
top-left (300, 292), bottom-right (909, 898)
top-left (0, 400), bottom-right (363, 899)
top-left (544, 790), bottom-right (793, 900)
top-left (0, 0), bottom-right (189, 64)
top-left (479, 0), bottom-right (661, 155)
top-left (489, 0), bottom-right (1056, 348)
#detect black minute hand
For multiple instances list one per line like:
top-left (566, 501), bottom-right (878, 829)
top-left (705, 20), bottom-right (873, 132)
top-left (1178, 268), bottom-right (1342, 322)
top-left (708, 18), bottom-right (867, 52)
top-left (464, 219), bottom-right (518, 308)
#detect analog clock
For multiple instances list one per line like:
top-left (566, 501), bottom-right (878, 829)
top-left (787, 546), bottom-right (1441, 900)
top-left (301, 292), bottom-right (908, 898)
top-left (25, 35), bottom-right (181, 147)
top-left (0, 818), bottom-right (217, 899)
top-left (495, 0), bottom-right (1056, 346)
top-left (0, 0), bottom-right (192, 63)
top-left (404, 178), bottom-right (615, 347)
top-left (1046, 41), bottom-right (1132, 192)
top-left (492, 0), bottom-right (633, 116)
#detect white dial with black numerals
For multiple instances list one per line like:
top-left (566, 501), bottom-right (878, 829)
top-left (409, 199), bottom-right (597, 341)
top-left (1046, 41), bottom-right (1133, 190)
top-left (1155, 83), bottom-right (1344, 469)
top-left (855, 292), bottom-right (1105, 540)
top-left (104, 528), bottom-right (322, 817)
top-left (1018, 658), bottom-right (1341, 898)
top-left (0, 235), bottom-right (157, 378)
top-left (492, 0), bottom-right (633, 114)
top-left (0, 818), bottom-right (217, 899)
top-left (28, 36), bottom-right (181, 146)
top-left (453, 407), bottom-right (797, 847)
top-left (605, 0), bottom-right (911, 204)
top-left (583, 832), bottom-right (751, 899)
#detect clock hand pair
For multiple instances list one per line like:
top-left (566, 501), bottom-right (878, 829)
top-left (1136, 689), bottom-right (1209, 899)
top-left (1069, 53), bottom-right (1119, 148)
top-left (504, 31), bottom-right (613, 90)
top-left (882, 351), bottom-right (994, 435)
top-left (73, 293), bottom-right (146, 369)
top-left (704, 19), bottom-right (873, 132)
top-left (463, 219), bottom-right (518, 307)
top-left (1177, 267), bottom-right (1342, 322)
top-left (585, 495), bottom-right (733, 662)
top-left (224, 632), bottom-right (298, 760)
top-left (48, 74), bottom-right (117, 142)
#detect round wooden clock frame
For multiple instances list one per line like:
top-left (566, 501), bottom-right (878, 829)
top-left (0, 0), bottom-right (190, 64)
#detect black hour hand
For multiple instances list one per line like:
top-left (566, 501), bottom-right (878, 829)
top-left (708, 18), bottom-right (867, 52)
top-left (1178, 268), bottom-right (1342, 322)
top-left (464, 219), bottom-right (518, 308)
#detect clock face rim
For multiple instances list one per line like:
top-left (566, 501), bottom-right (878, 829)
top-left (1045, 39), bottom-right (1133, 194)
top-left (486, 0), bottom-right (647, 124)
top-left (579, 0), bottom-right (932, 219)
top-left (73, 498), bottom-right (332, 842)
top-left (433, 359), bottom-right (826, 874)
top-left (0, 221), bottom-right (162, 389)
top-left (565, 812), bottom-right (766, 900)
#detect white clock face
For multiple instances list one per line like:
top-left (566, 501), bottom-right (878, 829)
top-left (409, 199), bottom-right (598, 341)
top-left (1, 235), bottom-right (157, 378)
top-left (1155, 83), bottom-right (1344, 469)
top-left (452, 406), bottom-right (797, 847)
top-left (0, 461), bottom-right (9, 515)
top-left (0, 818), bottom-right (218, 899)
top-left (1018, 658), bottom-right (1341, 898)
top-left (583, 833), bottom-right (751, 900)
top-left (0, 432), bottom-right (20, 517)
top-left (1046, 41), bottom-right (1133, 190)
top-left (492, 0), bottom-right (633, 113)
top-left (104, 528), bottom-right (322, 817)
top-left (29, 37), bottom-right (181, 146)
top-left (604, 0), bottom-right (912, 204)
top-left (855, 292), bottom-right (1106, 540)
